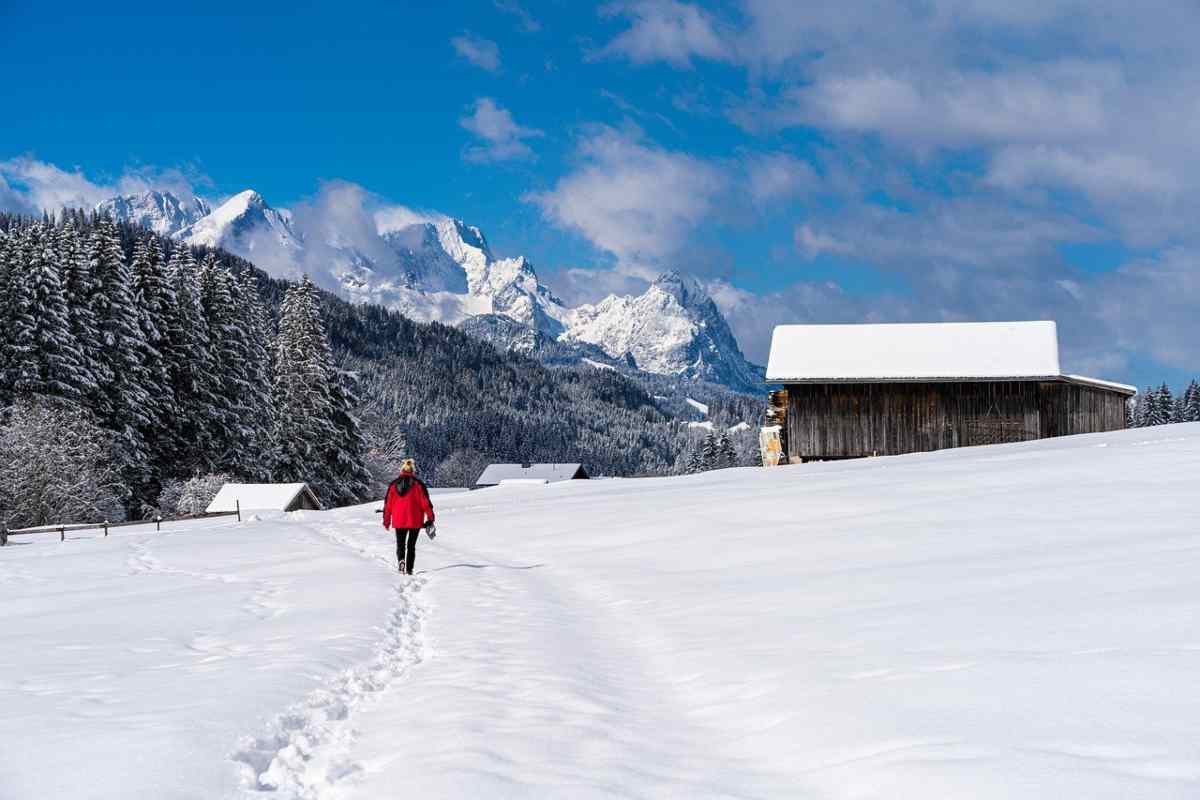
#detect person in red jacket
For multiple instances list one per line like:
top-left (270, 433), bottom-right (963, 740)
top-left (382, 458), bottom-right (435, 574)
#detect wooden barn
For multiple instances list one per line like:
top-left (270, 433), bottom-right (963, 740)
top-left (764, 321), bottom-right (1135, 463)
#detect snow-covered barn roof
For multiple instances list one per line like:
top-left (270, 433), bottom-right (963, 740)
top-left (765, 321), bottom-right (1135, 394)
top-left (206, 483), bottom-right (322, 513)
top-left (475, 463), bottom-right (589, 487)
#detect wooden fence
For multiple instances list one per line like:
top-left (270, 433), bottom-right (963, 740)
top-left (0, 501), bottom-right (241, 546)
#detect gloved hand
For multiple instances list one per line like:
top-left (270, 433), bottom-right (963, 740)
top-left (425, 522), bottom-right (437, 540)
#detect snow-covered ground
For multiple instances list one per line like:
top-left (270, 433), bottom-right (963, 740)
top-left (5, 425), bottom-right (1200, 798)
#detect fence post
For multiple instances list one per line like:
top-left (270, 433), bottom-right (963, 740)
top-left (58, 526), bottom-right (65, 542)
top-left (236, 499), bottom-right (241, 522)
top-left (1, 525), bottom-right (7, 547)
top-left (103, 520), bottom-right (109, 537)
top-left (156, 515), bottom-right (162, 532)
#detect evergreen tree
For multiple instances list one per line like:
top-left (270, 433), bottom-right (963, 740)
top-left (685, 443), bottom-right (703, 474)
top-left (717, 431), bottom-right (737, 469)
top-left (91, 218), bottom-right (154, 506)
top-left (199, 254), bottom-right (248, 470)
top-left (701, 431), bottom-right (718, 471)
top-left (56, 221), bottom-right (102, 400)
top-left (163, 243), bottom-right (217, 472)
top-left (1184, 380), bottom-right (1200, 423)
top-left (324, 365), bottom-right (372, 505)
top-left (129, 236), bottom-right (176, 459)
top-left (272, 276), bottom-right (338, 500)
top-left (2, 227), bottom-right (39, 398)
top-left (1133, 387), bottom-right (1154, 427)
top-left (17, 224), bottom-right (82, 403)
top-left (1148, 383), bottom-right (1174, 426)
top-left (233, 269), bottom-right (276, 479)
top-left (0, 229), bottom-right (11, 405)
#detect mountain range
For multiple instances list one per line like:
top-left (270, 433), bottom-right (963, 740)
top-left (96, 189), bottom-right (763, 393)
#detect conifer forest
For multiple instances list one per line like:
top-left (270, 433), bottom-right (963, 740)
top-left (0, 211), bottom-right (761, 526)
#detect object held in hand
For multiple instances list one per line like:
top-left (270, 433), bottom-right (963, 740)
top-left (425, 523), bottom-right (437, 540)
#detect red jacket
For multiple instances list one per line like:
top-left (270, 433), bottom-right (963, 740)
top-left (382, 476), bottom-right (434, 530)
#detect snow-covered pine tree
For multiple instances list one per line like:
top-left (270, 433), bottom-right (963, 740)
top-left (325, 365), bottom-right (372, 506)
top-left (1149, 383), bottom-right (1174, 426)
top-left (701, 431), bottom-right (718, 471)
top-left (717, 431), bottom-right (737, 469)
top-left (272, 276), bottom-right (338, 501)
top-left (1133, 387), bottom-right (1153, 427)
top-left (372, 428), bottom-right (410, 479)
top-left (163, 243), bottom-right (218, 472)
top-left (0, 228), bottom-right (10, 404)
top-left (1, 227), bottom-right (38, 400)
top-left (17, 223), bottom-right (82, 404)
top-left (198, 254), bottom-right (249, 471)
top-left (129, 236), bottom-right (176, 458)
top-left (90, 218), bottom-right (154, 507)
top-left (685, 442), bottom-right (703, 474)
top-left (233, 269), bottom-right (275, 480)
top-left (1184, 380), bottom-right (1200, 423)
top-left (56, 220), bottom-right (102, 402)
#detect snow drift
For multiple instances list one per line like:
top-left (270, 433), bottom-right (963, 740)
top-left (4, 424), bottom-right (1200, 798)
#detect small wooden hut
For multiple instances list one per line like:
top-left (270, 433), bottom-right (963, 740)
top-left (206, 483), bottom-right (323, 513)
top-left (765, 321), bottom-right (1134, 463)
top-left (475, 463), bottom-right (590, 488)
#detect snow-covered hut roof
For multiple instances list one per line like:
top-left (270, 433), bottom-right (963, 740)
top-left (765, 321), bottom-right (1134, 394)
top-left (767, 321), bottom-right (1060, 382)
top-left (206, 483), bottom-right (323, 514)
top-left (475, 464), bottom-right (589, 487)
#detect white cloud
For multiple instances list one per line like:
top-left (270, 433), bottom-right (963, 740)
top-left (526, 127), bottom-right (726, 270)
top-left (0, 157), bottom-right (114, 213)
top-left (744, 64), bottom-right (1115, 148)
top-left (451, 32), bottom-right (501, 72)
top-left (0, 157), bottom-right (209, 216)
top-left (794, 224), bottom-right (852, 258)
top-left (744, 152), bottom-right (819, 205)
top-left (459, 98), bottom-right (544, 163)
top-left (986, 145), bottom-right (1181, 199)
top-left (494, 0), bottom-right (541, 33)
top-left (598, 0), bottom-right (731, 68)
top-left (373, 204), bottom-right (443, 235)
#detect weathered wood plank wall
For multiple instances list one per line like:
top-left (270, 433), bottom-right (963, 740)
top-left (784, 381), bottom-right (1127, 461)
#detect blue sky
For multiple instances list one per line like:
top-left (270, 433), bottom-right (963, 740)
top-left (3, 1), bottom-right (1199, 389)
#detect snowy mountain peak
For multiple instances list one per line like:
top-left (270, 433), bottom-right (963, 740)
top-left (650, 270), bottom-right (705, 307)
top-left (94, 186), bottom-right (760, 392)
top-left (177, 188), bottom-right (301, 255)
top-left (562, 275), bottom-right (761, 392)
top-left (95, 190), bottom-right (211, 238)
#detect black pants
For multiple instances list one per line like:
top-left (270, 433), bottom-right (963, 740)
top-left (395, 528), bottom-right (420, 574)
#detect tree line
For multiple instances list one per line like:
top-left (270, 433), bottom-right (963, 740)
top-left (0, 211), bottom-right (369, 524)
top-left (1, 209), bottom-right (765, 525)
top-left (1129, 381), bottom-right (1200, 427)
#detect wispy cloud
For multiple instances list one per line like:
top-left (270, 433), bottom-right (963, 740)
top-left (451, 32), bottom-right (501, 72)
top-left (459, 98), bottom-right (543, 162)
top-left (597, 0), bottom-right (730, 68)
top-left (526, 127), bottom-right (726, 272)
top-left (0, 156), bottom-right (208, 215)
top-left (494, 0), bottom-right (541, 33)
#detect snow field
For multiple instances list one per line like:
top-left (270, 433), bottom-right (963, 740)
top-left (4, 424), bottom-right (1200, 798)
